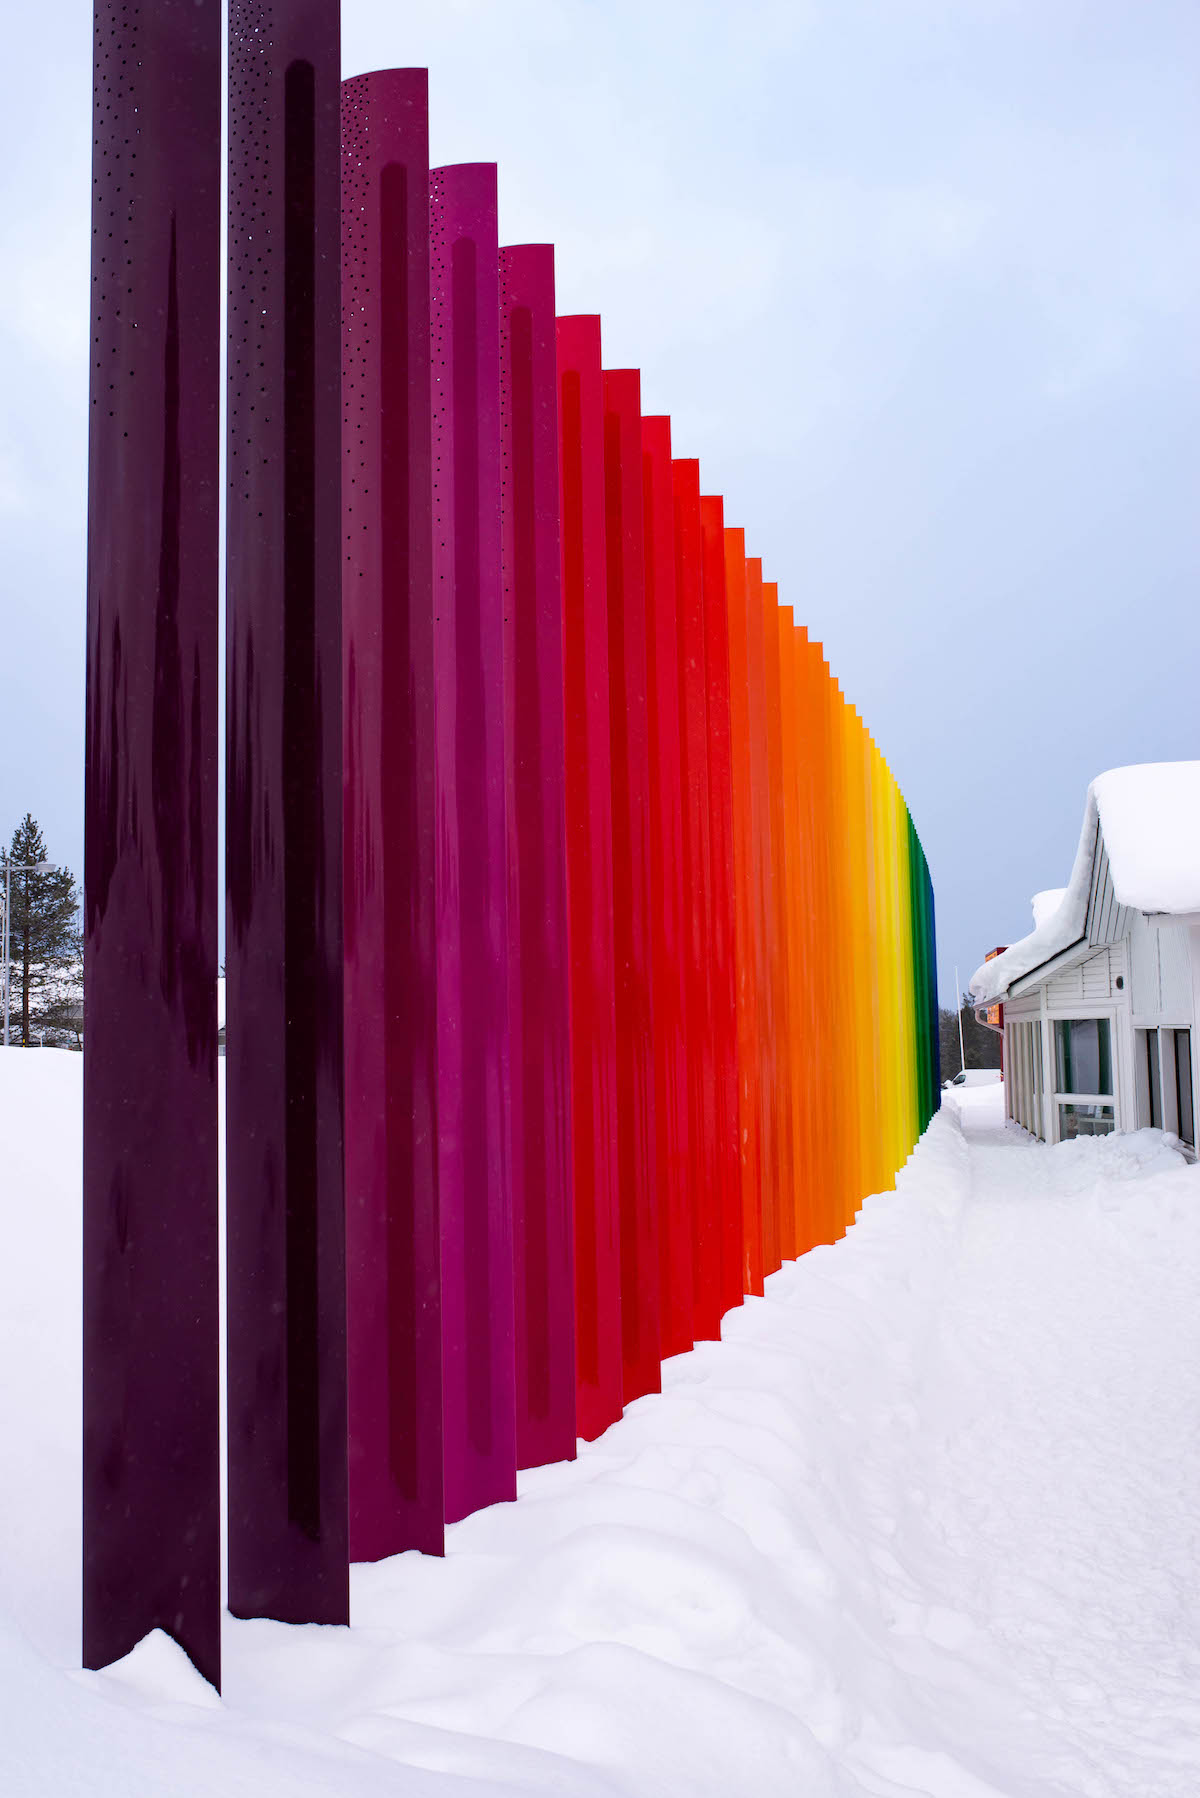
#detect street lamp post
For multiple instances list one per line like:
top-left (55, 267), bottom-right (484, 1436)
top-left (1, 855), bottom-right (58, 1049)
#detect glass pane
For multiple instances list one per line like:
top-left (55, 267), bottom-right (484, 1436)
top-left (1175, 1031), bottom-right (1194, 1147)
top-left (1146, 1032), bottom-right (1161, 1129)
top-left (1058, 1102), bottom-right (1115, 1140)
top-left (1054, 1017), bottom-right (1112, 1096)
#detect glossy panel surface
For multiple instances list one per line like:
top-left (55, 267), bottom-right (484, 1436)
top-left (744, 559), bottom-right (777, 1275)
top-left (341, 69), bottom-right (443, 1561)
top-left (673, 462), bottom-right (720, 1341)
top-left (226, 0), bottom-right (348, 1626)
top-left (761, 582), bottom-right (795, 1262)
top-left (603, 371), bottom-right (660, 1403)
top-left (84, 0), bottom-right (221, 1689)
top-left (642, 420), bottom-right (692, 1358)
top-left (722, 534), bottom-right (762, 1295)
top-left (557, 316), bottom-right (623, 1441)
top-left (700, 497), bottom-right (742, 1319)
top-left (500, 244), bottom-right (576, 1471)
top-left (430, 164), bottom-right (517, 1524)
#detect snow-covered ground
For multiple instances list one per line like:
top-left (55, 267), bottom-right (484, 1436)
top-left (3, 1055), bottom-right (1199, 1798)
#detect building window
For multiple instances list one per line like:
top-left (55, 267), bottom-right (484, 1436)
top-left (1054, 1017), bottom-right (1113, 1097)
top-left (1144, 1030), bottom-right (1162, 1130)
top-left (1058, 1102), bottom-right (1116, 1140)
top-left (1175, 1030), bottom-right (1194, 1147)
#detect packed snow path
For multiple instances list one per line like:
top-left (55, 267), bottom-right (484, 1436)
top-left (3, 1058), bottom-right (1200, 1797)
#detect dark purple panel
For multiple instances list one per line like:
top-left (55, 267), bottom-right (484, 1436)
top-left (342, 71), bottom-right (443, 1560)
top-left (84, 0), bottom-right (221, 1689)
top-left (430, 165), bottom-right (517, 1526)
top-left (226, 0), bottom-right (348, 1624)
top-left (499, 245), bottom-right (576, 1472)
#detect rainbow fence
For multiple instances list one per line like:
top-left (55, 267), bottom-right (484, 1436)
top-left (83, 15), bottom-right (937, 1693)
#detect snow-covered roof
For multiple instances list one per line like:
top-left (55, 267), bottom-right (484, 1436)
top-left (1030, 888), bottom-right (1067, 930)
top-left (970, 762), bottom-right (1200, 1006)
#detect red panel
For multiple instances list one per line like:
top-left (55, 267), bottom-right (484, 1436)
top-left (744, 557), bottom-right (779, 1277)
top-left (642, 419), bottom-right (693, 1358)
top-left (557, 316), bottom-right (623, 1441)
top-left (725, 537), bottom-right (763, 1294)
top-left (674, 461), bottom-right (721, 1340)
top-left (699, 496), bottom-right (742, 1318)
top-left (762, 580), bottom-right (795, 1263)
top-left (603, 371), bottom-right (661, 1403)
top-left (500, 245), bottom-right (576, 1471)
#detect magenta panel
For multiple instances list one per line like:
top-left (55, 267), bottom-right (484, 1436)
top-left (603, 370), bottom-right (660, 1404)
top-left (84, 0), bottom-right (221, 1689)
top-left (430, 164), bottom-right (517, 1524)
top-left (341, 70), bottom-right (443, 1561)
top-left (499, 244), bottom-right (576, 1471)
top-left (226, 0), bottom-right (348, 1623)
top-left (557, 315), bottom-right (623, 1442)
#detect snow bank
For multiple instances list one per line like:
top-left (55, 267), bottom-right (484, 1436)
top-left (970, 761), bottom-right (1200, 1004)
top-left (5, 1057), bottom-right (1200, 1796)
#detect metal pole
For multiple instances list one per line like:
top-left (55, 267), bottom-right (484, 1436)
top-left (954, 963), bottom-right (966, 1074)
top-left (3, 855), bottom-right (10, 1049)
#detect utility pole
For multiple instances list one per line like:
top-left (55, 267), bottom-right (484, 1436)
top-left (954, 964), bottom-right (966, 1075)
top-left (2, 853), bottom-right (57, 1048)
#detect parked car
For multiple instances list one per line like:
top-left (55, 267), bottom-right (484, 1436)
top-left (943, 1068), bottom-right (1002, 1089)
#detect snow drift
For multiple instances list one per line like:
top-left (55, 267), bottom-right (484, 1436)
top-left (4, 1056), bottom-right (1200, 1796)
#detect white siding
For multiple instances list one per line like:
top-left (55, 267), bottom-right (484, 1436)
top-left (1045, 945), bottom-right (1123, 1009)
top-left (1159, 925), bottom-right (1193, 1022)
top-left (1128, 914), bottom-right (1161, 1018)
top-left (1127, 916), bottom-right (1195, 1027)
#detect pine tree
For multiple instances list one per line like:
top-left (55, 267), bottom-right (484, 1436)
top-left (3, 815), bottom-right (81, 1048)
top-left (938, 995), bottom-right (1002, 1081)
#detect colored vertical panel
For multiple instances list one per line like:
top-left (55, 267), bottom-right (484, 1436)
top-left (642, 419), bottom-right (693, 1358)
top-left (430, 164), bottom-right (516, 1524)
top-left (744, 558), bottom-right (778, 1275)
top-left (84, 0), bottom-right (221, 1688)
top-left (723, 535), bottom-right (763, 1295)
top-left (341, 70), bottom-right (442, 1561)
top-left (829, 686), bottom-right (858, 1234)
top-left (500, 244), bottom-right (576, 1471)
top-left (806, 644), bottom-right (840, 1247)
top-left (700, 497), bottom-right (741, 1318)
top-left (226, 0), bottom-right (347, 1626)
top-left (604, 372), bottom-right (661, 1402)
top-left (778, 607), bottom-right (809, 1255)
top-left (674, 462), bottom-right (721, 1339)
top-left (761, 581), bottom-right (795, 1263)
top-left (558, 316), bottom-right (623, 1441)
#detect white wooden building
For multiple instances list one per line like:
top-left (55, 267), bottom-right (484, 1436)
top-left (969, 764), bottom-right (1200, 1152)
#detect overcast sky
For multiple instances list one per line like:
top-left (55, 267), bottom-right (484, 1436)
top-left (1, 0), bottom-right (1197, 1004)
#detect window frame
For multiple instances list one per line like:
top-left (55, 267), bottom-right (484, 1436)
top-left (1047, 1007), bottom-right (1119, 1145)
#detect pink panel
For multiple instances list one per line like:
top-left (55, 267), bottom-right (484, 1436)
top-left (500, 244), bottom-right (576, 1470)
top-left (430, 163), bottom-right (517, 1523)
